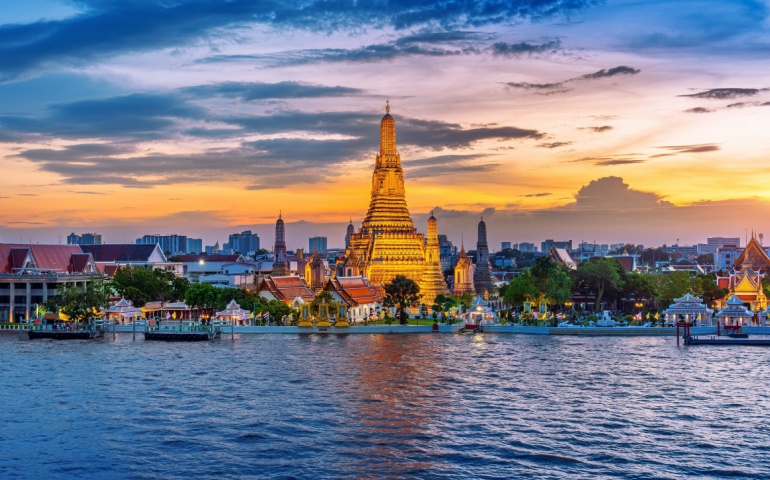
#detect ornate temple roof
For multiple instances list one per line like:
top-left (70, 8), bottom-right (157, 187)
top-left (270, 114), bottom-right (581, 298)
top-left (733, 235), bottom-right (770, 271)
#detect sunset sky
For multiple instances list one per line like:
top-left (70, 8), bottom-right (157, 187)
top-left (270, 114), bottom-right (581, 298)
top-left (1, 0), bottom-right (769, 250)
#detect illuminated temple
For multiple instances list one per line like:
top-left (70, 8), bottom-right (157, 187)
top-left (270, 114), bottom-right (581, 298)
top-left (341, 102), bottom-right (448, 306)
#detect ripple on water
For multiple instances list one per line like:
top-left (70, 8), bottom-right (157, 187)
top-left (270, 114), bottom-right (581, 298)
top-left (2, 333), bottom-right (770, 479)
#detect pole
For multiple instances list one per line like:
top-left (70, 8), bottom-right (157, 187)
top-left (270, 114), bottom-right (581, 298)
top-left (676, 321), bottom-right (679, 346)
top-left (132, 316), bottom-right (136, 341)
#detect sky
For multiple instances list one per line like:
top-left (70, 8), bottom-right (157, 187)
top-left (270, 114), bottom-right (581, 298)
top-left (1, 0), bottom-right (770, 251)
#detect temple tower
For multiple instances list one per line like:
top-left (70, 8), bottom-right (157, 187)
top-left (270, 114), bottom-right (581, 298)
top-left (453, 241), bottom-right (476, 296)
top-left (304, 248), bottom-right (326, 293)
top-left (345, 220), bottom-right (355, 248)
top-left (420, 211), bottom-right (449, 305)
top-left (271, 212), bottom-right (290, 276)
top-left (473, 216), bottom-right (496, 298)
top-left (344, 102), bottom-right (427, 290)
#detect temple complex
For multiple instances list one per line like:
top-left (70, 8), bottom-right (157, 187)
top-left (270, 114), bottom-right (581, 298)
top-left (715, 233), bottom-right (770, 310)
top-left (473, 217), bottom-right (496, 298)
top-left (340, 102), bottom-right (448, 306)
top-left (271, 213), bottom-right (290, 277)
top-left (453, 242), bottom-right (475, 296)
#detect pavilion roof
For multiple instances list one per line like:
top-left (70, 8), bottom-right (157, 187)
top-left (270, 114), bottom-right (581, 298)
top-left (259, 276), bottom-right (316, 304)
top-left (324, 276), bottom-right (381, 306)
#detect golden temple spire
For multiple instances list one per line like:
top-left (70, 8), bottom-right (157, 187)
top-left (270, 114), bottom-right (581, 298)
top-left (386, 99), bottom-right (390, 114)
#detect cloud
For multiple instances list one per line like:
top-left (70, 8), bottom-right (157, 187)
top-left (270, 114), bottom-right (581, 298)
top-left (11, 105), bottom-right (545, 187)
top-left (506, 81), bottom-right (564, 90)
top-left (0, 1), bottom-right (599, 79)
top-left (506, 65), bottom-right (640, 94)
top-left (403, 154), bottom-right (499, 178)
top-left (183, 81), bottom-right (366, 100)
top-left (594, 159), bottom-right (645, 166)
top-left (491, 40), bottom-right (562, 57)
top-left (571, 176), bottom-right (672, 210)
top-left (522, 192), bottom-right (551, 197)
top-left (658, 144), bottom-right (720, 154)
top-left (679, 88), bottom-right (767, 100)
top-left (583, 126), bottom-right (613, 133)
top-left (576, 66), bottom-right (640, 80)
top-left (537, 141), bottom-right (572, 148)
top-left (684, 107), bottom-right (712, 113)
top-left (0, 93), bottom-right (203, 139)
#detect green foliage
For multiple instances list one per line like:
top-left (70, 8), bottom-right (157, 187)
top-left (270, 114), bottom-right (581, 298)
top-left (505, 257), bottom-right (573, 309)
top-left (184, 282), bottom-right (219, 313)
top-left (691, 274), bottom-right (728, 308)
top-left (652, 271), bottom-right (691, 308)
top-left (384, 275), bottom-right (421, 325)
top-left (574, 258), bottom-right (624, 311)
top-left (110, 266), bottom-right (182, 307)
top-left (46, 280), bottom-right (108, 323)
top-left (309, 291), bottom-right (341, 318)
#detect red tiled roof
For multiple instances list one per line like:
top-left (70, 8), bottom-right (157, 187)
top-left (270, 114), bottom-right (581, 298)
top-left (81, 244), bottom-right (163, 262)
top-left (258, 276), bottom-right (315, 304)
top-left (70, 253), bottom-right (93, 273)
top-left (10, 248), bottom-right (29, 270)
top-left (0, 244), bottom-right (84, 273)
top-left (324, 276), bottom-right (381, 306)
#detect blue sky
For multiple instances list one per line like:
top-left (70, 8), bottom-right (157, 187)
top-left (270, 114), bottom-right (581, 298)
top-left (1, 0), bottom-right (769, 248)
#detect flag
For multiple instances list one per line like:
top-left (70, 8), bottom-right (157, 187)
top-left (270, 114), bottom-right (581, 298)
top-left (166, 312), bottom-right (171, 319)
top-left (263, 311), bottom-right (269, 319)
top-left (172, 312), bottom-right (177, 319)
top-left (635, 312), bottom-right (642, 320)
top-left (249, 311), bottom-right (255, 319)
top-left (654, 312), bottom-right (659, 320)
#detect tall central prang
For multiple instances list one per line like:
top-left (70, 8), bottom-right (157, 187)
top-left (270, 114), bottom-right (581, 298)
top-left (341, 102), bottom-right (448, 305)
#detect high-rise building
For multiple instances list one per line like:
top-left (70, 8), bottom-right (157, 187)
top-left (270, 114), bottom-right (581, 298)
top-left (186, 238), bottom-right (203, 254)
top-left (541, 239), bottom-right (572, 254)
top-left (137, 234), bottom-right (187, 254)
top-left (67, 232), bottom-right (102, 245)
top-left (501, 241), bottom-right (511, 250)
top-left (227, 230), bottom-right (260, 254)
top-left (309, 236), bottom-right (328, 254)
top-left (515, 242), bottom-right (537, 253)
top-left (340, 102), bottom-right (447, 305)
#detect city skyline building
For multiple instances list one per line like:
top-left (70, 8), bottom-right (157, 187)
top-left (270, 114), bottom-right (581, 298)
top-left (309, 236), bottom-right (328, 254)
top-left (67, 232), bottom-right (102, 245)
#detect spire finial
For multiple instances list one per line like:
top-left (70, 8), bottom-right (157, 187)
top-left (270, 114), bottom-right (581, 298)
top-left (385, 99), bottom-right (390, 114)
top-left (279, 210), bottom-right (282, 220)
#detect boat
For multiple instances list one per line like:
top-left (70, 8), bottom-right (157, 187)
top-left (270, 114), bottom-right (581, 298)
top-left (682, 323), bottom-right (770, 346)
top-left (28, 329), bottom-right (101, 340)
top-left (28, 319), bottom-right (105, 340)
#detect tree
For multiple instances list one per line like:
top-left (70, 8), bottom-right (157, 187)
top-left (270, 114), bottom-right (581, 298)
top-left (384, 275), bottom-right (421, 325)
top-left (621, 272), bottom-right (657, 304)
top-left (45, 281), bottom-right (108, 323)
top-left (184, 282), bottom-right (219, 317)
top-left (110, 266), bottom-right (176, 307)
top-left (652, 271), bottom-right (691, 309)
top-left (309, 291), bottom-right (341, 319)
top-left (504, 269), bottom-right (539, 306)
top-left (574, 258), bottom-right (624, 311)
top-left (696, 253), bottom-right (714, 266)
top-left (691, 274), bottom-right (727, 308)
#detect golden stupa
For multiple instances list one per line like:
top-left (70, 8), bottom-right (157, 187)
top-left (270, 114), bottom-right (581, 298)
top-left (341, 102), bottom-right (448, 306)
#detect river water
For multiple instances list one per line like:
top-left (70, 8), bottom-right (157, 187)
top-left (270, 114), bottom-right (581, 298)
top-left (1, 332), bottom-right (768, 479)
